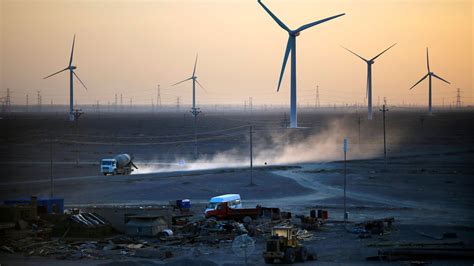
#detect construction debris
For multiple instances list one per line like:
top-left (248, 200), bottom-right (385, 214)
top-left (368, 248), bottom-right (474, 261)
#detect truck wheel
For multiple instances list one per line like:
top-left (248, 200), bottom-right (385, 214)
top-left (297, 247), bottom-right (308, 262)
top-left (284, 248), bottom-right (296, 264)
top-left (103, 173), bottom-right (107, 176)
top-left (264, 257), bottom-right (274, 264)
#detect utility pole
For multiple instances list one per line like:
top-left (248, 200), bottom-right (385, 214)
top-left (129, 98), bottom-right (132, 110)
top-left (343, 138), bottom-right (348, 223)
top-left (26, 94), bottom-right (29, 112)
top-left (380, 104), bottom-right (388, 165)
top-left (157, 84), bottom-right (162, 109)
top-left (114, 93), bottom-right (118, 112)
top-left (244, 100), bottom-right (247, 112)
top-left (50, 133), bottom-right (54, 198)
top-left (250, 125), bottom-right (254, 186)
top-left (151, 98), bottom-right (154, 113)
top-left (456, 88), bottom-right (461, 108)
top-left (120, 94), bottom-right (123, 111)
top-left (176, 96), bottom-right (181, 111)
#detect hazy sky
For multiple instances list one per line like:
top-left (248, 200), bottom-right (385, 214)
top-left (1, 0), bottom-right (472, 107)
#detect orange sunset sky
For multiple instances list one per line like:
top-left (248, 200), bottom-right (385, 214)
top-left (1, 0), bottom-right (472, 107)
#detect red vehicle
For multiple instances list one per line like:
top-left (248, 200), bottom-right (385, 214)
top-left (205, 202), bottom-right (262, 221)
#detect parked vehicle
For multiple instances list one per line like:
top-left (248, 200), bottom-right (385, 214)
top-left (100, 153), bottom-right (138, 175)
top-left (204, 194), bottom-right (242, 215)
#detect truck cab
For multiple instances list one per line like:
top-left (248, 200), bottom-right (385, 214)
top-left (204, 194), bottom-right (242, 216)
top-left (101, 159), bottom-right (117, 175)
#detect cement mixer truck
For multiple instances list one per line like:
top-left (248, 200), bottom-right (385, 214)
top-left (100, 153), bottom-right (138, 176)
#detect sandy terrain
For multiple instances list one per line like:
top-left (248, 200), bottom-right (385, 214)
top-left (0, 109), bottom-right (473, 265)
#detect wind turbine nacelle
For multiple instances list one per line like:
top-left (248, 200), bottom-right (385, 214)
top-left (70, 66), bottom-right (77, 70)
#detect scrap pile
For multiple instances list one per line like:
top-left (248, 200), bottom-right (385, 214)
top-left (349, 217), bottom-right (395, 238)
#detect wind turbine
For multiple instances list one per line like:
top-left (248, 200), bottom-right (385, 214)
top-left (44, 35), bottom-right (88, 121)
top-left (258, 0), bottom-right (345, 128)
top-left (409, 48), bottom-right (450, 115)
top-left (341, 43), bottom-right (397, 120)
top-left (172, 54), bottom-right (206, 112)
top-left (172, 54), bottom-right (206, 158)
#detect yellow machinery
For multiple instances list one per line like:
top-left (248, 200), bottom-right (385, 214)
top-left (263, 226), bottom-right (308, 264)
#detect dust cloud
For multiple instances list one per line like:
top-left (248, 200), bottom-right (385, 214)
top-left (135, 119), bottom-right (389, 174)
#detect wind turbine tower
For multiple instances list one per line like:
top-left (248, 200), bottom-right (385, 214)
top-left (44, 35), bottom-right (88, 121)
top-left (258, 0), bottom-right (345, 128)
top-left (342, 43), bottom-right (396, 120)
top-left (172, 54), bottom-right (206, 158)
top-left (409, 48), bottom-right (450, 115)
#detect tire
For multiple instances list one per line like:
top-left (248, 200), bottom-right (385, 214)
top-left (284, 248), bottom-right (296, 264)
top-left (297, 247), bottom-right (308, 262)
top-left (264, 257), bottom-right (274, 264)
top-left (103, 173), bottom-right (107, 176)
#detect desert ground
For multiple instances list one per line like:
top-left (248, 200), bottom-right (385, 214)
top-left (0, 108), bottom-right (473, 265)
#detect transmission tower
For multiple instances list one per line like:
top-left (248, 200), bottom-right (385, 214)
top-left (37, 90), bottom-right (42, 112)
top-left (315, 85), bottom-right (320, 108)
top-left (5, 88), bottom-right (11, 112)
top-left (114, 93), bottom-right (118, 112)
top-left (456, 88), bottom-right (461, 108)
top-left (157, 84), bottom-right (162, 108)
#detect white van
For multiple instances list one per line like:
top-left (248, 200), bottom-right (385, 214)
top-left (204, 194), bottom-right (242, 214)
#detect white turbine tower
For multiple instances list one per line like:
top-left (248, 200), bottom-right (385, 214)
top-left (172, 54), bottom-right (206, 158)
top-left (44, 35), bottom-right (88, 121)
top-left (258, 0), bottom-right (345, 128)
top-left (341, 43), bottom-right (397, 120)
top-left (172, 54), bottom-right (206, 112)
top-left (409, 48), bottom-right (450, 115)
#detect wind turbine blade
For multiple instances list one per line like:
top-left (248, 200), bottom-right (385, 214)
top-left (73, 71), bottom-right (88, 90)
top-left (296, 13), bottom-right (345, 32)
top-left (172, 77), bottom-right (192, 86)
top-left (69, 34), bottom-right (76, 67)
top-left (277, 37), bottom-right (293, 92)
top-left (192, 54), bottom-right (198, 77)
top-left (409, 73), bottom-right (429, 90)
top-left (195, 80), bottom-right (207, 92)
top-left (341, 46), bottom-right (368, 62)
top-left (257, 0), bottom-right (290, 32)
top-left (432, 73), bottom-right (450, 84)
top-left (371, 43), bottom-right (397, 61)
top-left (426, 47), bottom-right (430, 72)
top-left (43, 67), bottom-right (68, 79)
